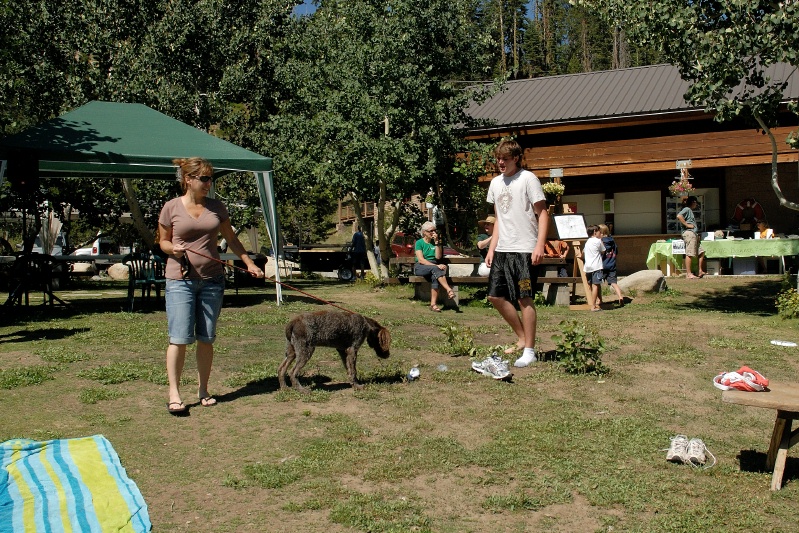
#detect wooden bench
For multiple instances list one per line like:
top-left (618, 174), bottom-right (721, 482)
top-left (722, 382), bottom-right (799, 490)
top-left (390, 256), bottom-right (580, 306)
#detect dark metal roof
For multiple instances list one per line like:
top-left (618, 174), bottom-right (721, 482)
top-left (467, 63), bottom-right (799, 131)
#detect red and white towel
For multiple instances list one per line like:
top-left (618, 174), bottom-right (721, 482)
top-left (713, 366), bottom-right (769, 392)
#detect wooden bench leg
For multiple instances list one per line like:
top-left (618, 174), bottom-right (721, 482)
top-left (766, 415), bottom-right (787, 471)
top-left (769, 413), bottom-right (799, 490)
top-left (413, 282), bottom-right (458, 307)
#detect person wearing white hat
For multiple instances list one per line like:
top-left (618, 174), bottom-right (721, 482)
top-left (476, 215), bottom-right (495, 277)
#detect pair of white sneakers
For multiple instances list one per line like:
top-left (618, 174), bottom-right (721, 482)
top-left (666, 435), bottom-right (714, 467)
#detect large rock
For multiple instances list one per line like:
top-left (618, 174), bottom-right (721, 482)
top-left (71, 262), bottom-right (97, 275)
top-left (107, 262), bottom-right (129, 281)
top-left (618, 270), bottom-right (667, 293)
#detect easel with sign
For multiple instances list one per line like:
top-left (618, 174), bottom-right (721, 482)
top-left (550, 214), bottom-right (592, 309)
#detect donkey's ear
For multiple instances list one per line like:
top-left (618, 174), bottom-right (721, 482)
top-left (378, 328), bottom-right (391, 351)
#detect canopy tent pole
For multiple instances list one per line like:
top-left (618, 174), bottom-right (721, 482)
top-left (254, 171), bottom-right (282, 304)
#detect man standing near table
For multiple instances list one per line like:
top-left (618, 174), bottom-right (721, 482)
top-left (484, 139), bottom-right (549, 367)
top-left (677, 195), bottom-right (707, 279)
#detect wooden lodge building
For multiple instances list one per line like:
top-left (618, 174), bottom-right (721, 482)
top-left (465, 63), bottom-right (799, 275)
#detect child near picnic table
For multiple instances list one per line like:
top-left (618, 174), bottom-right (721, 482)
top-left (583, 224), bottom-right (604, 311)
top-left (599, 224), bottom-right (624, 307)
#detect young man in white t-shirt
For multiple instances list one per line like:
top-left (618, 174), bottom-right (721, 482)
top-left (485, 139), bottom-right (550, 367)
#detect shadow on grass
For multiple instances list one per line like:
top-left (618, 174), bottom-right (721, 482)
top-left (0, 297), bottom-right (133, 323)
top-left (215, 370), bottom-right (407, 402)
top-left (737, 449), bottom-right (799, 486)
top-left (215, 376), bottom-right (282, 403)
top-left (308, 371), bottom-right (406, 391)
top-left (678, 278), bottom-right (783, 316)
top-left (0, 327), bottom-right (91, 342)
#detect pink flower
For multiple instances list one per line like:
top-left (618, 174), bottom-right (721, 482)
top-left (668, 177), bottom-right (694, 197)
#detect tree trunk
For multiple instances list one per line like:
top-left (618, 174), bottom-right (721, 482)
top-left (121, 177), bottom-right (154, 248)
top-left (581, 17), bottom-right (591, 71)
top-left (350, 193), bottom-right (381, 280)
top-left (376, 180), bottom-right (389, 278)
top-left (543, 1), bottom-right (553, 73)
top-left (513, 11), bottom-right (518, 77)
top-left (498, 0), bottom-right (506, 75)
top-left (754, 114), bottom-right (799, 211)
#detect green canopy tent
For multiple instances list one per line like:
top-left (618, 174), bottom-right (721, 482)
top-left (0, 101), bottom-right (283, 302)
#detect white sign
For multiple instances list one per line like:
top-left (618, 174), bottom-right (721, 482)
top-left (553, 214), bottom-right (588, 240)
top-left (671, 239), bottom-right (686, 255)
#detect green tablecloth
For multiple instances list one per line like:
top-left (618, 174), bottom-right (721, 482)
top-left (646, 239), bottom-right (799, 271)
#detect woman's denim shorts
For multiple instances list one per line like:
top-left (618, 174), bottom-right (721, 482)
top-left (165, 275), bottom-right (225, 345)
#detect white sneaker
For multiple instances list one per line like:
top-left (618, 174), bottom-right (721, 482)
top-left (686, 438), bottom-right (707, 465)
top-left (513, 349), bottom-right (537, 368)
top-left (666, 435), bottom-right (689, 463)
top-left (471, 355), bottom-right (511, 380)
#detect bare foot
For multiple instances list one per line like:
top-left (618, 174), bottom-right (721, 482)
top-left (504, 341), bottom-right (524, 354)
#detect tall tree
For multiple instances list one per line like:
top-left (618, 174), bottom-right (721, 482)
top-left (257, 0), bottom-right (496, 275)
top-left (575, 0), bottom-right (799, 210)
top-left (1, 0), bottom-right (297, 248)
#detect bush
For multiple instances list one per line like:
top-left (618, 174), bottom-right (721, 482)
top-left (776, 287), bottom-right (799, 319)
top-left (438, 322), bottom-right (477, 357)
top-left (551, 320), bottom-right (608, 375)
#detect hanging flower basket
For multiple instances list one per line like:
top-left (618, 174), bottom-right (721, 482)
top-left (541, 181), bottom-right (565, 196)
top-left (668, 175), bottom-right (695, 197)
top-left (542, 181), bottom-right (565, 205)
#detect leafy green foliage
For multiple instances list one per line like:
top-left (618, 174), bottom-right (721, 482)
top-left (0, 0), bottom-right (296, 245)
top-left (574, 0), bottom-right (799, 121)
top-left (575, 0), bottom-right (799, 210)
top-left (776, 288), bottom-right (799, 319)
top-left (261, 0), bottom-right (497, 250)
top-left (438, 322), bottom-right (478, 357)
top-left (551, 319), bottom-right (607, 374)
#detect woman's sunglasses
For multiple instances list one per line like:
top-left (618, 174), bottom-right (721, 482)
top-left (193, 174), bottom-right (213, 183)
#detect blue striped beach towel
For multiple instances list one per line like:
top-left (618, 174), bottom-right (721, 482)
top-left (0, 434), bottom-right (151, 532)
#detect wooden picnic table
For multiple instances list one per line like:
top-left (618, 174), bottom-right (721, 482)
top-left (389, 256), bottom-right (581, 306)
top-left (722, 382), bottom-right (799, 490)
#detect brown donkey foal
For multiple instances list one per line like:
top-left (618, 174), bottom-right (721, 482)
top-left (279, 311), bottom-right (391, 391)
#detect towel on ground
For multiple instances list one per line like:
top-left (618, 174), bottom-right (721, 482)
top-left (0, 434), bottom-right (151, 532)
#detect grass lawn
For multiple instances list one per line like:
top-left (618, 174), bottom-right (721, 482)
top-left (1, 274), bottom-right (798, 532)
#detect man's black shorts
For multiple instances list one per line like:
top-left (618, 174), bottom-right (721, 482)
top-left (487, 251), bottom-right (540, 301)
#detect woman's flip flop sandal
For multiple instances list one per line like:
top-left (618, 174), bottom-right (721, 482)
top-left (199, 396), bottom-right (217, 407)
top-left (430, 305), bottom-right (442, 312)
top-left (167, 401), bottom-right (186, 414)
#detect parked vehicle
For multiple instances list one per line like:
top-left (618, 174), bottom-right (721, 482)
top-left (31, 232), bottom-right (67, 256)
top-left (74, 234), bottom-right (118, 256)
top-left (74, 233), bottom-right (121, 270)
top-left (390, 231), bottom-right (459, 258)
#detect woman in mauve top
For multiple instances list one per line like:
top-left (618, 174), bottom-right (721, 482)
top-left (158, 157), bottom-right (263, 414)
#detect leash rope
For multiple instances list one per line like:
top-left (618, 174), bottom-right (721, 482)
top-left (183, 248), bottom-right (356, 314)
